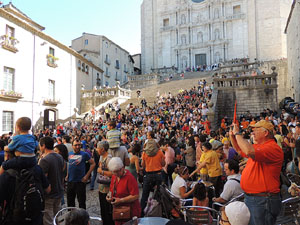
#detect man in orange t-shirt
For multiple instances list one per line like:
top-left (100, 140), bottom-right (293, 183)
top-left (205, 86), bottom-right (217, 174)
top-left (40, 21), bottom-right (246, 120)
top-left (230, 120), bottom-right (283, 225)
top-left (240, 118), bottom-right (249, 129)
top-left (140, 139), bottom-right (165, 215)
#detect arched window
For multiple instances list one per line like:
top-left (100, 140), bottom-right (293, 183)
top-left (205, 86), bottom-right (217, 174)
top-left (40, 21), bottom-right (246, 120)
top-left (181, 34), bottom-right (187, 45)
top-left (81, 63), bottom-right (85, 72)
top-left (197, 32), bottom-right (203, 43)
top-left (181, 14), bottom-right (186, 24)
top-left (214, 29), bottom-right (220, 40)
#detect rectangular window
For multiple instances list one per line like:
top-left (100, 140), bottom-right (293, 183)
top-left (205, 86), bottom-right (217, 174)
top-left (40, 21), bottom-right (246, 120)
top-left (3, 67), bottom-right (14, 91)
top-left (5, 25), bottom-right (15, 46)
top-left (116, 60), bottom-right (120, 69)
top-left (84, 39), bottom-right (88, 45)
top-left (49, 47), bottom-right (55, 56)
top-left (2, 111), bottom-right (14, 132)
top-left (163, 18), bottom-right (170, 27)
top-left (48, 80), bottom-right (55, 100)
top-left (233, 5), bottom-right (241, 14)
top-left (6, 25), bottom-right (15, 38)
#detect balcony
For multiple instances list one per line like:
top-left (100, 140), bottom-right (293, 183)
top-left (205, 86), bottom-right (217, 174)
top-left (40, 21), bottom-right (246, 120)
top-left (0, 35), bottom-right (19, 53)
top-left (104, 72), bottom-right (111, 78)
top-left (115, 64), bottom-right (120, 69)
top-left (0, 90), bottom-right (23, 102)
top-left (124, 68), bottom-right (129, 73)
top-left (43, 99), bottom-right (60, 107)
top-left (46, 54), bottom-right (58, 68)
top-left (104, 58), bottom-right (111, 65)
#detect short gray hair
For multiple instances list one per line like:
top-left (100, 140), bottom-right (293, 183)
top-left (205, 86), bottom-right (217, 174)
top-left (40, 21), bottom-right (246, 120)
top-left (97, 141), bottom-right (109, 151)
top-left (108, 157), bottom-right (124, 172)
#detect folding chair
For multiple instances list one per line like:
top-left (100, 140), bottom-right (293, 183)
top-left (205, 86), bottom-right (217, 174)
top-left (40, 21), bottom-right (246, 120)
top-left (276, 196), bottom-right (300, 225)
top-left (53, 207), bottom-right (102, 225)
top-left (164, 185), bottom-right (192, 206)
top-left (182, 205), bottom-right (220, 225)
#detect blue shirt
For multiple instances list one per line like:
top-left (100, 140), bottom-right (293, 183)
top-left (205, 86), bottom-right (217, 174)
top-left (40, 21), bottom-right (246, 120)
top-left (8, 134), bottom-right (38, 154)
top-left (68, 151), bottom-right (90, 182)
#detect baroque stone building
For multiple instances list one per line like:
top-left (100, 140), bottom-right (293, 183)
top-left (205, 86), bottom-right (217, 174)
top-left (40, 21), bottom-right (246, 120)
top-left (141, 0), bottom-right (292, 74)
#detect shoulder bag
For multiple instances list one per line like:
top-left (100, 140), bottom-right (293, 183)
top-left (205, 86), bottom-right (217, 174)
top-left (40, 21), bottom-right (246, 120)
top-left (112, 177), bottom-right (131, 221)
top-left (97, 157), bottom-right (111, 185)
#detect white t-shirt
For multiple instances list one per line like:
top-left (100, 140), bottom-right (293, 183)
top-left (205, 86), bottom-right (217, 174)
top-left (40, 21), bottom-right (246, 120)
top-left (171, 175), bottom-right (187, 198)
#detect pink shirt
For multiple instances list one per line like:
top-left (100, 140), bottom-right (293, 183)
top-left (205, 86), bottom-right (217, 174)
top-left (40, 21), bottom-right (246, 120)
top-left (163, 147), bottom-right (175, 173)
top-left (196, 142), bottom-right (202, 162)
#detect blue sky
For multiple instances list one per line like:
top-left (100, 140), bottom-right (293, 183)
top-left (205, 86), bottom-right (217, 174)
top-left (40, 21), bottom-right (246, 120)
top-left (3, 0), bottom-right (143, 54)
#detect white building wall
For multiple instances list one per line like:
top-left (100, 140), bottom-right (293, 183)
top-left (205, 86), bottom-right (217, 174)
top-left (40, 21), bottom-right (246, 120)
top-left (0, 8), bottom-right (101, 134)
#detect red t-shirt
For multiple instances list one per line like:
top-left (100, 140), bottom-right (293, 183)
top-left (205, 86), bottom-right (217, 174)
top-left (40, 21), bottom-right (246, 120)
top-left (240, 139), bottom-right (283, 194)
top-left (110, 170), bottom-right (141, 220)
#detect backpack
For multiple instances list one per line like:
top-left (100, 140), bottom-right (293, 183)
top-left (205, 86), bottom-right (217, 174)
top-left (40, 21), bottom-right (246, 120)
top-left (3, 168), bottom-right (44, 224)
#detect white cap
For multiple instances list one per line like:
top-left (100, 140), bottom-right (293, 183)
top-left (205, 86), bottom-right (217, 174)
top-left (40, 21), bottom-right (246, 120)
top-left (225, 201), bottom-right (250, 225)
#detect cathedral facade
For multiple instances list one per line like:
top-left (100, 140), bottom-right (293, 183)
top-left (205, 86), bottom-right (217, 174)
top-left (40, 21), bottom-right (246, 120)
top-left (141, 0), bottom-right (292, 74)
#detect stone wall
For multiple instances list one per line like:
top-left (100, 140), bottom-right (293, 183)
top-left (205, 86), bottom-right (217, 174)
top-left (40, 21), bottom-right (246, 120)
top-left (213, 72), bottom-right (278, 126)
top-left (258, 59), bottom-right (288, 103)
top-left (127, 74), bottom-right (161, 90)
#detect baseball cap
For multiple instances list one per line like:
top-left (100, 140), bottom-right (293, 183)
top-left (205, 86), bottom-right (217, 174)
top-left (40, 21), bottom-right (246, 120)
top-left (249, 120), bottom-right (274, 132)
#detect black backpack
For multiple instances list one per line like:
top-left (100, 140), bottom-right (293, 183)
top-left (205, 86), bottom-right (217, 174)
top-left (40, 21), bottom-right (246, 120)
top-left (3, 167), bottom-right (44, 224)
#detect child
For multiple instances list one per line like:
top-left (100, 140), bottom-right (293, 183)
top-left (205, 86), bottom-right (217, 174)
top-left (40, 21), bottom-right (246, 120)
top-left (193, 182), bottom-right (209, 208)
top-left (0, 117), bottom-right (38, 174)
top-left (106, 120), bottom-right (121, 150)
top-left (143, 131), bottom-right (159, 156)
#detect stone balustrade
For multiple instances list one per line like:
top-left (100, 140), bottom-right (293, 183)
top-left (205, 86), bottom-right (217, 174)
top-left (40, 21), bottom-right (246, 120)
top-left (80, 86), bottom-right (131, 113)
top-left (213, 73), bottom-right (277, 90)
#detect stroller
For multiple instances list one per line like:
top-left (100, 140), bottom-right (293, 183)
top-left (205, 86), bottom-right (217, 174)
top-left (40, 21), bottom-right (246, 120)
top-left (144, 184), bottom-right (183, 219)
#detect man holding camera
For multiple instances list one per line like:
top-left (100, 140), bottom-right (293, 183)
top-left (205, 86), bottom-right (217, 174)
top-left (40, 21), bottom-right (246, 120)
top-left (230, 120), bottom-right (283, 225)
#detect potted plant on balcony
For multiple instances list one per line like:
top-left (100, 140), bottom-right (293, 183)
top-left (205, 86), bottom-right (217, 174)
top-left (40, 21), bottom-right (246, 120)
top-left (43, 98), bottom-right (60, 107)
top-left (0, 89), bottom-right (23, 101)
top-left (0, 34), bottom-right (19, 53)
top-left (46, 54), bottom-right (59, 68)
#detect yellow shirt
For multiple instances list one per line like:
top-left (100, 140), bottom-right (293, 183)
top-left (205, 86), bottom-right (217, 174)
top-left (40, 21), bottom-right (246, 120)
top-left (203, 150), bottom-right (222, 178)
top-left (199, 152), bottom-right (208, 175)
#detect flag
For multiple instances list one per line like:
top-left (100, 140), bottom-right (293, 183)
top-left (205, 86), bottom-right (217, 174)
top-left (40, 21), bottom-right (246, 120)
top-left (233, 100), bottom-right (237, 124)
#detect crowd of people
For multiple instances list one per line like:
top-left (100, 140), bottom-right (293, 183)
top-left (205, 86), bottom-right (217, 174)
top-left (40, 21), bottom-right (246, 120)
top-left (0, 79), bottom-right (299, 225)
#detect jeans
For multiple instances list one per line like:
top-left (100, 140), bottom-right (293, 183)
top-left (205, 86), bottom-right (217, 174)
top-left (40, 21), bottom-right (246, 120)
top-left (90, 166), bottom-right (98, 189)
top-left (140, 172), bottom-right (162, 214)
top-left (245, 193), bottom-right (282, 225)
top-left (43, 198), bottom-right (61, 225)
top-left (67, 182), bottom-right (86, 209)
